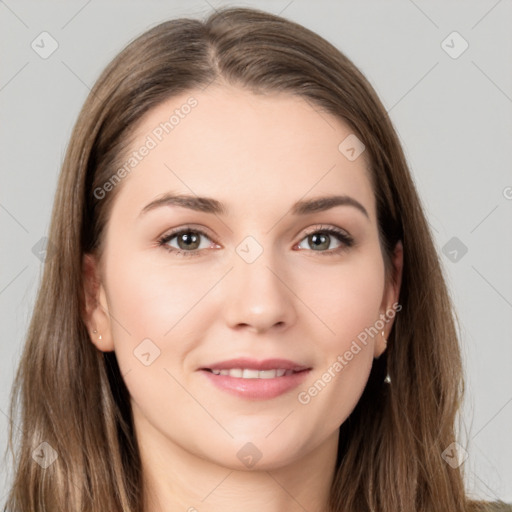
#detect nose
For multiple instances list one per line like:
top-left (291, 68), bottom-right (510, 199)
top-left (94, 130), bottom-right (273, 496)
top-left (221, 249), bottom-right (298, 334)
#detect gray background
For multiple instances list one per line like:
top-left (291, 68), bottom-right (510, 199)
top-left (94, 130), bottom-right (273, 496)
top-left (1, 0), bottom-right (511, 504)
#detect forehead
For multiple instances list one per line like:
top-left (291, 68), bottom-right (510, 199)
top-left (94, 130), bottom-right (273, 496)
top-left (115, 84), bottom-right (375, 221)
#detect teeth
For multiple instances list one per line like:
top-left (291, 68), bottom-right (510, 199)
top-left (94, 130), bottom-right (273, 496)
top-left (242, 369), bottom-right (260, 379)
top-left (209, 368), bottom-right (294, 378)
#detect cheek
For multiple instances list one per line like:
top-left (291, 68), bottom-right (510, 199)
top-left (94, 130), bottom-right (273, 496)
top-left (292, 251), bottom-right (384, 426)
top-left (102, 249), bottom-right (222, 382)
top-left (102, 252), bottom-right (213, 428)
top-left (105, 251), bottom-right (213, 335)
top-left (297, 250), bottom-right (385, 348)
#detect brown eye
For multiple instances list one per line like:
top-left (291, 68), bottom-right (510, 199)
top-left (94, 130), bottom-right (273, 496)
top-left (175, 231), bottom-right (201, 250)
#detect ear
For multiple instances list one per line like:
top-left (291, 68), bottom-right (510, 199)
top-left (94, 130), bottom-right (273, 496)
top-left (374, 240), bottom-right (403, 358)
top-left (82, 253), bottom-right (115, 352)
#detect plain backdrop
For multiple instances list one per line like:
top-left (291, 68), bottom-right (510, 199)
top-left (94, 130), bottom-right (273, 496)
top-left (1, 0), bottom-right (511, 505)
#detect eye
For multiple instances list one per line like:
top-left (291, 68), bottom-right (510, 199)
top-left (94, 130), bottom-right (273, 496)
top-left (157, 227), bottom-right (217, 257)
top-left (296, 226), bottom-right (354, 254)
top-left (157, 225), bottom-right (354, 257)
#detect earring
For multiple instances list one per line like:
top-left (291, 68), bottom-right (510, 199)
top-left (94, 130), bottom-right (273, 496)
top-left (92, 329), bottom-right (102, 341)
top-left (382, 330), bottom-right (391, 383)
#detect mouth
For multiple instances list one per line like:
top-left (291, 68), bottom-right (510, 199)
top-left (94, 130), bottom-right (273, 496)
top-left (198, 358), bottom-right (312, 400)
top-left (202, 368), bottom-right (306, 378)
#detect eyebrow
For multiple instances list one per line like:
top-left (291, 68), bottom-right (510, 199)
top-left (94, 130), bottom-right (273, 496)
top-left (292, 195), bottom-right (369, 219)
top-left (139, 193), bottom-right (369, 219)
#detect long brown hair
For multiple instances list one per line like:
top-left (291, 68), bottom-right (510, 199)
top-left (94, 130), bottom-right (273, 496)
top-left (4, 7), bottom-right (506, 512)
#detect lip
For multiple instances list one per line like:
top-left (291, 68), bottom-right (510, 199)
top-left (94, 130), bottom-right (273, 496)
top-left (200, 358), bottom-right (310, 372)
top-left (198, 358), bottom-right (312, 400)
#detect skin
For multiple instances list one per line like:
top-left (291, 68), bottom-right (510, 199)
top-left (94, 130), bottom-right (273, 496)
top-left (83, 84), bottom-right (403, 512)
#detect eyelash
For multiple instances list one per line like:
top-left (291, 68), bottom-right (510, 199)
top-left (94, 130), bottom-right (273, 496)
top-left (157, 224), bottom-right (355, 258)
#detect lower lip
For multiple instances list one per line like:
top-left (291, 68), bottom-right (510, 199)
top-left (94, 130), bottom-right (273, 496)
top-left (199, 369), bottom-right (311, 400)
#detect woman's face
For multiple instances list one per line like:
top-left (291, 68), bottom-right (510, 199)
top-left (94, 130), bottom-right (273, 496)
top-left (84, 84), bottom-right (402, 471)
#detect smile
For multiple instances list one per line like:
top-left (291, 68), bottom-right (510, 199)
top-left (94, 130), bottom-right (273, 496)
top-left (200, 367), bottom-right (311, 400)
top-left (206, 368), bottom-right (298, 378)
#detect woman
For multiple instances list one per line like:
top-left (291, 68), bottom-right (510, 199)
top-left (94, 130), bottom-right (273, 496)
top-left (4, 6), bottom-right (509, 512)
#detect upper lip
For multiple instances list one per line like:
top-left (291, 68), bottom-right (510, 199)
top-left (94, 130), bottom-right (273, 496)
top-left (200, 358), bottom-right (311, 372)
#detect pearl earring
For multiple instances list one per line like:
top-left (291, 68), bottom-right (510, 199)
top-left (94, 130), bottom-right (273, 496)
top-left (92, 329), bottom-right (102, 341)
